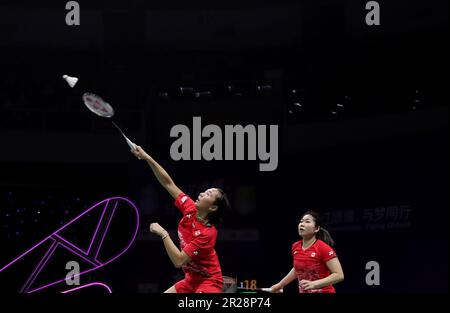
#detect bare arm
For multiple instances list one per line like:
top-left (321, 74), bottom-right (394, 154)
top-left (270, 267), bottom-right (297, 292)
top-left (150, 223), bottom-right (191, 268)
top-left (300, 257), bottom-right (344, 291)
top-left (279, 267), bottom-right (297, 287)
top-left (161, 233), bottom-right (191, 268)
top-left (131, 146), bottom-right (182, 199)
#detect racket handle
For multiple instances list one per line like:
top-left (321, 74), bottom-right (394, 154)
top-left (261, 287), bottom-right (283, 293)
top-left (125, 137), bottom-right (136, 150)
top-left (125, 137), bottom-right (142, 160)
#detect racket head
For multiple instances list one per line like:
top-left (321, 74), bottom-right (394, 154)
top-left (82, 92), bottom-right (115, 118)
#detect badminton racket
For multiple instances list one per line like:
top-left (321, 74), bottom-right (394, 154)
top-left (82, 92), bottom-right (137, 152)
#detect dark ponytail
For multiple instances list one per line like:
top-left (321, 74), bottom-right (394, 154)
top-left (316, 227), bottom-right (335, 247)
top-left (208, 188), bottom-right (230, 227)
top-left (302, 210), bottom-right (335, 247)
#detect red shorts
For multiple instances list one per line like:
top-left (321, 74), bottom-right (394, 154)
top-left (175, 273), bottom-right (223, 293)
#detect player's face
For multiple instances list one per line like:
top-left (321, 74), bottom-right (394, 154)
top-left (298, 214), bottom-right (319, 238)
top-left (195, 188), bottom-right (220, 211)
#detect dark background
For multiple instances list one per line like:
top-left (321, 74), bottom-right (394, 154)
top-left (0, 0), bottom-right (448, 293)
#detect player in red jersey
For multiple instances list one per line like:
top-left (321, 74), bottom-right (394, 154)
top-left (270, 211), bottom-right (344, 293)
top-left (131, 145), bottom-right (230, 293)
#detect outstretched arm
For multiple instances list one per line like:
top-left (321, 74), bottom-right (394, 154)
top-left (131, 146), bottom-right (183, 199)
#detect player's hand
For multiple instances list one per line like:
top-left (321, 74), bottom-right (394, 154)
top-left (131, 145), bottom-right (149, 160)
top-left (300, 280), bottom-right (317, 291)
top-left (149, 223), bottom-right (166, 237)
top-left (270, 283), bottom-right (284, 293)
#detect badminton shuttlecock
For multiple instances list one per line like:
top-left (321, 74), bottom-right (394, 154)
top-left (62, 75), bottom-right (79, 88)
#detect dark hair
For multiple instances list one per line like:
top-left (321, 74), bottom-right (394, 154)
top-left (301, 210), bottom-right (335, 247)
top-left (208, 188), bottom-right (230, 227)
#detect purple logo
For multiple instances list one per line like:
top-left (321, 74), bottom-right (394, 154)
top-left (62, 282), bottom-right (113, 293)
top-left (0, 197), bottom-right (139, 293)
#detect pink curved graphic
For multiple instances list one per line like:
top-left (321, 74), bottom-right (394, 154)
top-left (0, 197), bottom-right (140, 293)
top-left (62, 282), bottom-right (113, 294)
